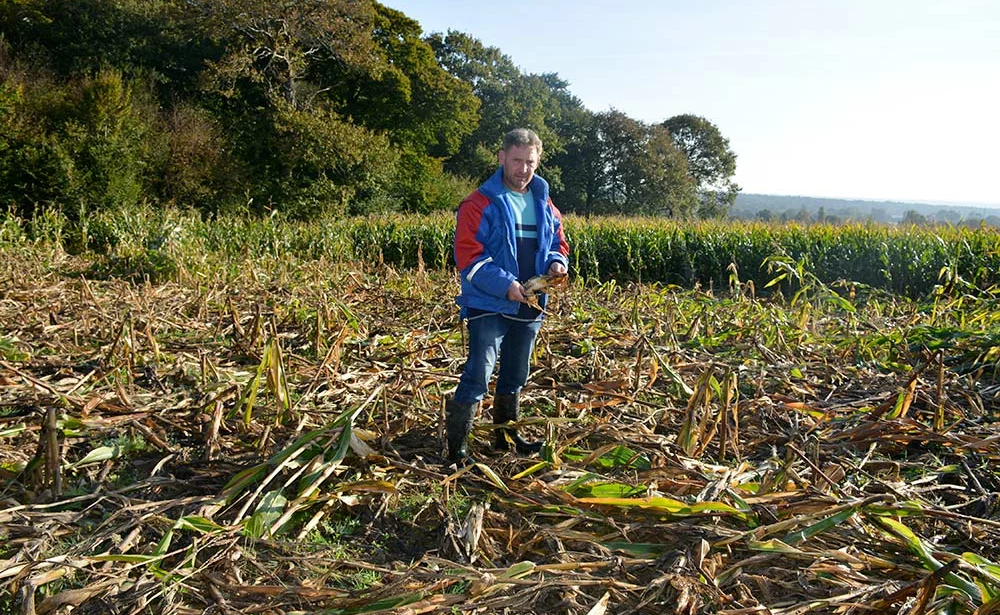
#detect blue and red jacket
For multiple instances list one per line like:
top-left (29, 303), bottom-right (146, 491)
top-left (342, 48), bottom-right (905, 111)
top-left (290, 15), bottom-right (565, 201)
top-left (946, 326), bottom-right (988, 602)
top-left (454, 167), bottom-right (570, 318)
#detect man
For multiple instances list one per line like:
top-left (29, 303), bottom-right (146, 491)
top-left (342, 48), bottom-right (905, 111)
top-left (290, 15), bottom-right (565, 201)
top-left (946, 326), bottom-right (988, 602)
top-left (447, 128), bottom-right (570, 465)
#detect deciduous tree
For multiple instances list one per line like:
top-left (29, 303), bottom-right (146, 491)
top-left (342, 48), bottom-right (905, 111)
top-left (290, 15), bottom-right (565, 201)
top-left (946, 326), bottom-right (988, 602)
top-left (556, 110), bottom-right (696, 217)
top-left (427, 31), bottom-right (570, 183)
top-left (663, 113), bottom-right (739, 216)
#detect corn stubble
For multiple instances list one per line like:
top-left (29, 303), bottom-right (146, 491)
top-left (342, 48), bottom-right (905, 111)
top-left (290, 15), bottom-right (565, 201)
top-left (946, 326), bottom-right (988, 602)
top-left (1, 238), bottom-right (1000, 615)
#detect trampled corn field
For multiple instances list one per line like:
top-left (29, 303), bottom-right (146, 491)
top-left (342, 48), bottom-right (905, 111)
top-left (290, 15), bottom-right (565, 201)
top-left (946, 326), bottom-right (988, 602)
top-left (2, 211), bottom-right (1000, 614)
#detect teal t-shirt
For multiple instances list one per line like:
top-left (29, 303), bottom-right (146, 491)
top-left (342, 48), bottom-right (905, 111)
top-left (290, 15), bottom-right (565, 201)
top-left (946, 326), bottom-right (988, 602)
top-left (507, 188), bottom-right (541, 320)
top-left (507, 188), bottom-right (538, 281)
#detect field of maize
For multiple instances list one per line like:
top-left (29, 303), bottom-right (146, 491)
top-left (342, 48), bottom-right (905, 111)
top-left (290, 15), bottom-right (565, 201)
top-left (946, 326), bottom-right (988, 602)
top-left (21, 207), bottom-right (999, 295)
top-left (1, 209), bottom-right (1000, 614)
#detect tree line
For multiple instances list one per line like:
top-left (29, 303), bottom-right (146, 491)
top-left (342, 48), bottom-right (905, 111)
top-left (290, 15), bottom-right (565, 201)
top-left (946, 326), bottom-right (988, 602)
top-left (732, 194), bottom-right (1000, 228)
top-left (0, 0), bottom-right (739, 225)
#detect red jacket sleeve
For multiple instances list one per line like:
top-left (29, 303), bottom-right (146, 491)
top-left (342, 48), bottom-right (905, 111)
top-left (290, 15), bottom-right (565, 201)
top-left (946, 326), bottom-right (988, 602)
top-left (455, 193), bottom-right (488, 271)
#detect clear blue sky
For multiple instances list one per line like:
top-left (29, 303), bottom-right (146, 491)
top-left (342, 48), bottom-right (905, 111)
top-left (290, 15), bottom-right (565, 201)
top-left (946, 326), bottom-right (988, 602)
top-left (381, 1), bottom-right (1000, 206)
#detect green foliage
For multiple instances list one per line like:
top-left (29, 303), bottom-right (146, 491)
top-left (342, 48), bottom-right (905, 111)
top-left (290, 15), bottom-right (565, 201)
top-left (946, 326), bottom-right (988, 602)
top-left (393, 151), bottom-right (477, 215)
top-left (23, 206), bottom-right (70, 245)
top-left (0, 0), bottom-right (208, 88)
top-left (347, 214), bottom-right (456, 269)
top-left (0, 210), bottom-right (26, 246)
top-left (428, 30), bottom-right (523, 180)
top-left (63, 70), bottom-right (149, 211)
top-left (82, 204), bottom-right (185, 282)
top-left (188, 0), bottom-right (477, 218)
top-left (427, 31), bottom-right (577, 182)
top-left (0, 335), bottom-right (30, 361)
top-left (550, 110), bottom-right (698, 217)
top-left (0, 1), bottom-right (740, 220)
top-left (634, 124), bottom-right (699, 217)
top-left (0, 1), bottom-right (482, 219)
top-left (7, 204), bottom-right (1000, 303)
top-left (349, 5), bottom-right (479, 158)
top-left (663, 114), bottom-right (739, 215)
top-left (152, 103), bottom-right (245, 214)
top-left (566, 217), bottom-right (1000, 297)
top-left (261, 103), bottom-right (401, 219)
top-left (0, 58), bottom-right (152, 222)
top-left (196, 0), bottom-right (381, 109)
top-left (0, 60), bottom-right (70, 215)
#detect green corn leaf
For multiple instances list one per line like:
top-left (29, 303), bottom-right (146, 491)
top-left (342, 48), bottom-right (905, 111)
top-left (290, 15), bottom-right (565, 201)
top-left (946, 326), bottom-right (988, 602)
top-left (510, 461), bottom-right (550, 480)
top-left (781, 506), bottom-right (858, 546)
top-left (472, 462), bottom-right (510, 493)
top-left (68, 444), bottom-right (121, 469)
top-left (175, 516), bottom-right (226, 534)
top-left (593, 445), bottom-right (651, 470)
top-left (874, 516), bottom-right (980, 600)
top-left (221, 463), bottom-right (270, 499)
top-left (0, 424), bottom-right (27, 439)
top-left (564, 477), bottom-right (647, 498)
top-left (747, 539), bottom-right (803, 553)
top-left (578, 496), bottom-right (747, 521)
top-left (244, 489), bottom-right (288, 539)
top-left (500, 561), bottom-right (537, 579)
top-left (962, 553), bottom-right (1000, 602)
top-left (239, 351), bottom-right (266, 425)
top-left (153, 526), bottom-right (174, 557)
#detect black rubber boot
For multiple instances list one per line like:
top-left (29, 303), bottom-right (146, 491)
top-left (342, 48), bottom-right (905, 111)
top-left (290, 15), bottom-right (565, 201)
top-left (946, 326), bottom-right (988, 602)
top-left (445, 399), bottom-right (478, 465)
top-left (492, 393), bottom-right (542, 455)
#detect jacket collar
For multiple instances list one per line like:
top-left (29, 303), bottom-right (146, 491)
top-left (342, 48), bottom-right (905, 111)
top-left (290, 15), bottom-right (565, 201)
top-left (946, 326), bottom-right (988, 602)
top-left (481, 167), bottom-right (549, 202)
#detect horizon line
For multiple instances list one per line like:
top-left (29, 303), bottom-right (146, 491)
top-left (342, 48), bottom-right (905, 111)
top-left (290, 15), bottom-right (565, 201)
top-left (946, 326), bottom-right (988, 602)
top-left (738, 192), bottom-right (1000, 210)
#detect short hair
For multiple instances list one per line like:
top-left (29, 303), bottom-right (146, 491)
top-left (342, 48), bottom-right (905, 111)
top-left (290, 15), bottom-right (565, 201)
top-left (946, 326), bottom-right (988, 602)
top-left (502, 128), bottom-right (543, 155)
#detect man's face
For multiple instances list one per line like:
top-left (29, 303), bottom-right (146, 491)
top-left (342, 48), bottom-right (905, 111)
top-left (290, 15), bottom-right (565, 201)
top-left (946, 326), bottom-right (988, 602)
top-left (498, 144), bottom-right (539, 193)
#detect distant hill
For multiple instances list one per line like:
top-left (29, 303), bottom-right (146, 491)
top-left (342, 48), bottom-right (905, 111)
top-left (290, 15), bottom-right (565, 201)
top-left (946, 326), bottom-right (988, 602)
top-left (732, 193), bottom-right (1000, 226)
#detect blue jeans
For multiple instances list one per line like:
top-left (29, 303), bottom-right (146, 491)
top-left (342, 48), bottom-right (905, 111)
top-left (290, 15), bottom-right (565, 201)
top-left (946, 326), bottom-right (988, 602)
top-left (453, 314), bottom-right (543, 405)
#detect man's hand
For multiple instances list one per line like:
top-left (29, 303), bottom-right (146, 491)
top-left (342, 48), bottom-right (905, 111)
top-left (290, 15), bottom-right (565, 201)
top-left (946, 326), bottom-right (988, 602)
top-left (509, 264), bottom-right (568, 305)
top-left (506, 281), bottom-right (529, 304)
